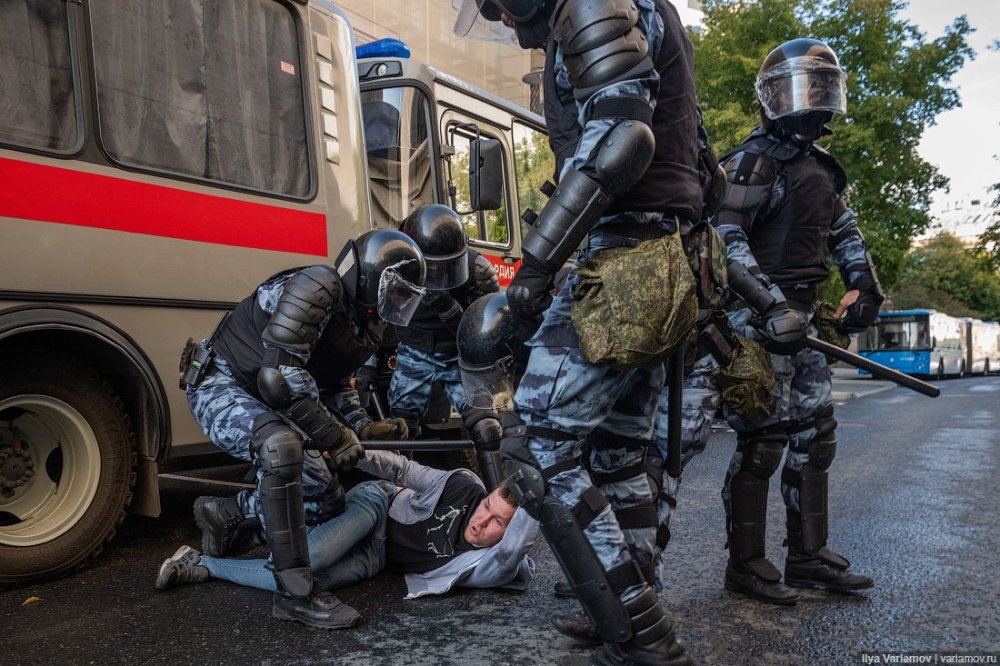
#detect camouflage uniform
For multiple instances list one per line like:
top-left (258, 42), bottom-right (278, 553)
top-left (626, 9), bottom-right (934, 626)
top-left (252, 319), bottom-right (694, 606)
top-left (388, 343), bottom-right (467, 425)
top-left (186, 276), bottom-right (374, 529)
top-left (719, 308), bottom-right (831, 524)
top-left (515, 226), bottom-right (670, 572)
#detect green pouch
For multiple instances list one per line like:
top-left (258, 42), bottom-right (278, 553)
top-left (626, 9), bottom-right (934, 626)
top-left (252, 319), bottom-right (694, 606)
top-left (571, 232), bottom-right (697, 370)
top-left (716, 335), bottom-right (775, 421)
top-left (813, 300), bottom-right (850, 364)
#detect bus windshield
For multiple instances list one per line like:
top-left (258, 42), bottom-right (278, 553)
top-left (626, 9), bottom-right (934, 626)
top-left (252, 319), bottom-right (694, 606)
top-left (858, 316), bottom-right (931, 352)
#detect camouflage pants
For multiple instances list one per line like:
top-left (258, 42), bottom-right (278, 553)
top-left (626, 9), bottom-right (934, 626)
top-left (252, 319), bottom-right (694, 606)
top-left (514, 230), bottom-right (665, 572)
top-left (722, 308), bottom-right (833, 519)
top-left (649, 350), bottom-right (722, 567)
top-left (388, 342), bottom-right (467, 426)
top-left (186, 350), bottom-right (341, 528)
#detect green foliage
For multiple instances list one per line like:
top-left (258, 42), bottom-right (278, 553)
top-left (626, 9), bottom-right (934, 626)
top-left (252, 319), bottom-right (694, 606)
top-left (973, 181), bottom-right (1000, 271)
top-left (693, 0), bottom-right (974, 295)
top-left (891, 233), bottom-right (1000, 320)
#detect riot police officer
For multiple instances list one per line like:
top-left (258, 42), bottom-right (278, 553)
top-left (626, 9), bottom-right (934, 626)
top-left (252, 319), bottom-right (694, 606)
top-left (712, 38), bottom-right (883, 604)
top-left (180, 229), bottom-right (426, 629)
top-left (457, 292), bottom-right (536, 489)
top-left (388, 204), bottom-right (500, 439)
top-left (456, 1), bottom-right (702, 663)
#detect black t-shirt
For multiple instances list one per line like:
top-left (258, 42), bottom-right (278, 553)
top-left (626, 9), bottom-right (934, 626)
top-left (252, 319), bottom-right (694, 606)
top-left (385, 474), bottom-right (487, 574)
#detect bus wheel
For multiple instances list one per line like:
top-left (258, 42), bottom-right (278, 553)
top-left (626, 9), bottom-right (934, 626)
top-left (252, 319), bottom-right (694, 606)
top-left (0, 348), bottom-right (136, 588)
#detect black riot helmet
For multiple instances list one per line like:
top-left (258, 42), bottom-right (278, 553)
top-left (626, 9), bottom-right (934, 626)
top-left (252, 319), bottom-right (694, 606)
top-left (401, 204), bottom-right (470, 291)
top-left (756, 38), bottom-right (847, 141)
top-left (457, 292), bottom-right (534, 416)
top-left (453, 0), bottom-right (555, 49)
top-left (457, 292), bottom-right (532, 371)
top-left (334, 229), bottom-right (426, 327)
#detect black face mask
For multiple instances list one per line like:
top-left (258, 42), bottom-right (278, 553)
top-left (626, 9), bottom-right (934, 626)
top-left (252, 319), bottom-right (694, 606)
top-left (513, 16), bottom-right (550, 49)
top-left (778, 111), bottom-right (833, 141)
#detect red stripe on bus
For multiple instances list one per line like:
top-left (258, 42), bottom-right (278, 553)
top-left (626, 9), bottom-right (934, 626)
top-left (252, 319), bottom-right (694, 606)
top-left (0, 157), bottom-right (328, 255)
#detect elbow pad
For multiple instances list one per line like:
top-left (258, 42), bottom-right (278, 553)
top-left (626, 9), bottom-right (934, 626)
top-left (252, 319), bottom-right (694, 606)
top-left (257, 366), bottom-right (292, 408)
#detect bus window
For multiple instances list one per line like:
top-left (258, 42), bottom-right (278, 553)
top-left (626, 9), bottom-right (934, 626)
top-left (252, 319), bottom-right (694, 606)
top-left (447, 124), bottom-right (509, 246)
top-left (361, 85), bottom-right (435, 228)
top-left (512, 121), bottom-right (553, 243)
top-left (89, 0), bottom-right (310, 198)
top-left (0, 0), bottom-right (79, 152)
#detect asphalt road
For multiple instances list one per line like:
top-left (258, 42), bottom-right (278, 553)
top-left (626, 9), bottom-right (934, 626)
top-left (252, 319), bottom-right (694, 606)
top-left (3, 373), bottom-right (999, 665)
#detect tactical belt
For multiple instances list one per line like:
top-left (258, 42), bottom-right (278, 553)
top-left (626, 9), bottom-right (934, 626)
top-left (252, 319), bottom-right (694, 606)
top-left (597, 220), bottom-right (674, 242)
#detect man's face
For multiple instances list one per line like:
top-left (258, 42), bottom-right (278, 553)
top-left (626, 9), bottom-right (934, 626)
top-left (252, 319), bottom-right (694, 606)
top-left (464, 487), bottom-right (517, 548)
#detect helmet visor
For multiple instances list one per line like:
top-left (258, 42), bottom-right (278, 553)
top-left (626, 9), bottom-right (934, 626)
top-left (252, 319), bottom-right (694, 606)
top-left (454, 0), bottom-right (517, 42)
top-left (460, 357), bottom-right (515, 415)
top-left (756, 56), bottom-right (847, 120)
top-left (424, 254), bottom-right (471, 291)
top-left (377, 261), bottom-right (426, 326)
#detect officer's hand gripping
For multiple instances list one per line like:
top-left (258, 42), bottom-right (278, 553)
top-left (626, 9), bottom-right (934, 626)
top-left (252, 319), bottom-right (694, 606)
top-left (507, 258), bottom-right (554, 320)
top-left (359, 417), bottom-right (409, 441)
top-left (836, 288), bottom-right (879, 334)
top-left (322, 427), bottom-right (365, 472)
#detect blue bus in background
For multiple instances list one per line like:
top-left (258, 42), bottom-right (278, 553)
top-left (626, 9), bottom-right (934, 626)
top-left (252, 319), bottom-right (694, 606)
top-left (857, 309), bottom-right (1000, 379)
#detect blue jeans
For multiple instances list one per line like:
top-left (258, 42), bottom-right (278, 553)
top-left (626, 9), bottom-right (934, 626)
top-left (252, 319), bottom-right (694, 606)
top-left (202, 481), bottom-right (395, 592)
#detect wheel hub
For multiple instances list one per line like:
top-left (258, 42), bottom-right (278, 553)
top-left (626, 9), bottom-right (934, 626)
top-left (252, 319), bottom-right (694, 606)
top-left (0, 433), bottom-right (36, 492)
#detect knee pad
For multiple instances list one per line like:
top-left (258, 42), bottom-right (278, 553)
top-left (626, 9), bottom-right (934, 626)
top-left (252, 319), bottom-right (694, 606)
top-left (251, 412), bottom-right (303, 480)
top-left (738, 431), bottom-right (787, 480)
top-left (808, 432), bottom-right (837, 471)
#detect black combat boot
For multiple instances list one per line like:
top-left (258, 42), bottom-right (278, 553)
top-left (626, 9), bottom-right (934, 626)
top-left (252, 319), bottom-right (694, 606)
top-left (552, 611), bottom-right (603, 645)
top-left (193, 495), bottom-right (264, 558)
top-left (591, 585), bottom-right (692, 666)
top-left (785, 518), bottom-right (873, 591)
top-left (271, 567), bottom-right (362, 630)
top-left (724, 556), bottom-right (800, 605)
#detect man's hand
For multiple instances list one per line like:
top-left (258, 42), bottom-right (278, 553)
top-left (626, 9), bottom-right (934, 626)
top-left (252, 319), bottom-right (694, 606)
top-left (322, 426), bottom-right (365, 472)
top-left (359, 417), bottom-right (409, 441)
top-left (836, 288), bottom-right (880, 334)
top-left (507, 260), bottom-right (554, 319)
top-left (758, 305), bottom-right (808, 355)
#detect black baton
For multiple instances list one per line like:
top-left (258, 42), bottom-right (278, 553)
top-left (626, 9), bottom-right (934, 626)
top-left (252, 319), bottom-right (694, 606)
top-left (805, 336), bottom-right (940, 398)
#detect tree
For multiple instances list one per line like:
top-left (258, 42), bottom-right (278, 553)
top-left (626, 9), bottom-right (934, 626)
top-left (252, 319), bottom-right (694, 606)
top-left (692, 0), bottom-right (974, 294)
top-left (891, 233), bottom-right (1000, 320)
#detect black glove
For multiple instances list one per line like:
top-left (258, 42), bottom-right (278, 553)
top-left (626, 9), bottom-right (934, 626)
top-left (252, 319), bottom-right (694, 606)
top-left (757, 305), bottom-right (807, 355)
top-left (324, 426), bottom-right (365, 472)
top-left (838, 290), bottom-right (881, 334)
top-left (507, 258), bottom-right (554, 320)
top-left (359, 417), bottom-right (409, 441)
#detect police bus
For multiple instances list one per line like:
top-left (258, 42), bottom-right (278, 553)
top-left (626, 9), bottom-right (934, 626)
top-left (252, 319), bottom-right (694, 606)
top-left (0, 1), bottom-right (544, 587)
top-left (856, 309), bottom-right (1000, 379)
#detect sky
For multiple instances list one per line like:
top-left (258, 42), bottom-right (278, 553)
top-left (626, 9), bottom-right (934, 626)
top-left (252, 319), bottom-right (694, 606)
top-left (899, 0), bottom-right (1000, 215)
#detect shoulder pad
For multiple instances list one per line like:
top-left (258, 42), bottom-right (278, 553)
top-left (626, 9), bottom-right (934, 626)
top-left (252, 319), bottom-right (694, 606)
top-left (554, 0), bottom-right (651, 95)
top-left (723, 150), bottom-right (775, 187)
top-left (811, 145), bottom-right (848, 193)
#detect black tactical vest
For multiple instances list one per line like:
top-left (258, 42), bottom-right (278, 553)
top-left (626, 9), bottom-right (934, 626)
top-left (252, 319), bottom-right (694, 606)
top-left (542, 0), bottom-right (703, 222)
top-left (212, 268), bottom-right (377, 396)
top-left (738, 132), bottom-right (847, 292)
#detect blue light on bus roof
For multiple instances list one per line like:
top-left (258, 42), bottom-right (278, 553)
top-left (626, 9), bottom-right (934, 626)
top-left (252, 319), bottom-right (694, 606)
top-left (355, 38), bottom-right (410, 60)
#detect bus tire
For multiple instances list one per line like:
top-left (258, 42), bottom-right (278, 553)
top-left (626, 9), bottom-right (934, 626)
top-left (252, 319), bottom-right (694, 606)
top-left (0, 347), bottom-right (136, 588)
